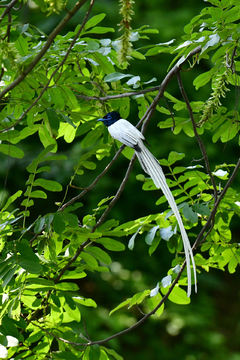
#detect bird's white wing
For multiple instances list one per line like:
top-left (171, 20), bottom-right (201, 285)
top-left (108, 119), bottom-right (145, 149)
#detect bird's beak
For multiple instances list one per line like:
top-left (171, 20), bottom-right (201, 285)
top-left (97, 118), bottom-right (104, 122)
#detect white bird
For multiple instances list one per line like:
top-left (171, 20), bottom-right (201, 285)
top-left (98, 111), bottom-right (197, 297)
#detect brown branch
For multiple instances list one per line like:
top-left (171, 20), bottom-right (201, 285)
top-left (54, 238), bottom-right (91, 283)
top-left (76, 47), bottom-right (202, 107)
top-left (76, 85), bottom-right (161, 101)
top-left (177, 71), bottom-right (218, 202)
top-left (136, 46), bottom-right (202, 133)
top-left (0, 0), bottom-right (18, 22)
top-left (0, 0), bottom-right (89, 102)
top-left (193, 156), bottom-right (240, 250)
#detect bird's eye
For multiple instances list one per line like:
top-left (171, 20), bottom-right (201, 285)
top-left (107, 115), bottom-right (111, 120)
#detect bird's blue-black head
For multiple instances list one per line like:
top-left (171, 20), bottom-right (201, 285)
top-left (97, 111), bottom-right (121, 127)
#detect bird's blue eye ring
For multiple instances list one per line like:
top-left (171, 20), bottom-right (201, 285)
top-left (107, 115), bottom-right (111, 119)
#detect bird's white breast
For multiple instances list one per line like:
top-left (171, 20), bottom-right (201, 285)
top-left (108, 119), bottom-right (145, 149)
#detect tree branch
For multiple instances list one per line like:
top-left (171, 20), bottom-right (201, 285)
top-left (193, 156), bottom-right (240, 250)
top-left (0, 0), bottom-right (89, 101)
top-left (0, 0), bottom-right (18, 22)
top-left (177, 71), bottom-right (218, 202)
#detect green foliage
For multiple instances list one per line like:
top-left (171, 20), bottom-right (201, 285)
top-left (0, 0), bottom-right (240, 359)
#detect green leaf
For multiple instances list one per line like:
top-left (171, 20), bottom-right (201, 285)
top-left (193, 68), bottom-right (216, 90)
top-left (167, 151), bottom-right (185, 165)
top-left (26, 277), bottom-right (55, 286)
top-left (104, 72), bottom-right (133, 82)
top-left (81, 127), bottom-right (103, 148)
top-left (81, 252), bottom-right (98, 268)
top-left (228, 253), bottom-right (238, 273)
top-left (34, 217), bottom-right (45, 233)
top-left (128, 227), bottom-right (142, 250)
top-left (82, 161), bottom-right (97, 170)
top-left (86, 246), bottom-right (112, 265)
top-left (26, 145), bottom-right (55, 173)
top-left (73, 296), bottom-right (97, 308)
top-left (53, 212), bottom-right (65, 235)
top-left (21, 198), bottom-right (34, 207)
top-left (0, 130), bottom-right (20, 141)
top-left (19, 261), bottom-right (43, 274)
top-left (101, 346), bottom-right (123, 360)
top-left (30, 190), bottom-right (47, 199)
top-left (192, 203), bottom-right (211, 216)
top-left (183, 204), bottom-right (198, 223)
top-left (53, 351), bottom-right (79, 360)
top-left (60, 114), bottom-right (77, 129)
top-left (36, 166), bottom-right (51, 174)
top-left (32, 178), bottom-right (62, 191)
top-left (162, 286), bottom-right (190, 304)
top-left (60, 85), bottom-right (78, 109)
top-left (147, 293), bottom-right (164, 316)
top-left (62, 212), bottom-right (79, 228)
top-left (26, 330), bottom-right (44, 344)
top-left (1, 190), bottom-right (22, 212)
top-left (84, 13), bottom-right (106, 30)
top-left (149, 236), bottom-right (161, 256)
top-left (0, 144), bottom-right (25, 158)
top-left (95, 238), bottom-right (125, 251)
top-left (109, 298), bottom-right (131, 315)
top-left (128, 290), bottom-right (151, 308)
top-left (55, 282), bottom-right (79, 291)
top-left (46, 108), bottom-right (60, 131)
top-left (131, 50), bottom-right (146, 60)
top-left (84, 26), bottom-right (114, 34)
top-left (38, 125), bottom-right (57, 150)
top-left (63, 301), bottom-right (81, 322)
top-left (15, 35), bottom-right (28, 56)
top-left (49, 87), bottom-right (65, 110)
top-left (2, 266), bottom-right (17, 287)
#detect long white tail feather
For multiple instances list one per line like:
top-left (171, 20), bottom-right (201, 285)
top-left (136, 140), bottom-right (197, 297)
top-left (107, 118), bottom-right (197, 296)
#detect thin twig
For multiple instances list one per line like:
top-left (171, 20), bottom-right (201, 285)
top-left (92, 153), bottom-right (137, 231)
top-left (59, 144), bottom-right (126, 211)
top-left (192, 156), bottom-right (240, 250)
top-left (76, 85), bottom-right (161, 101)
top-left (177, 71), bottom-right (218, 203)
